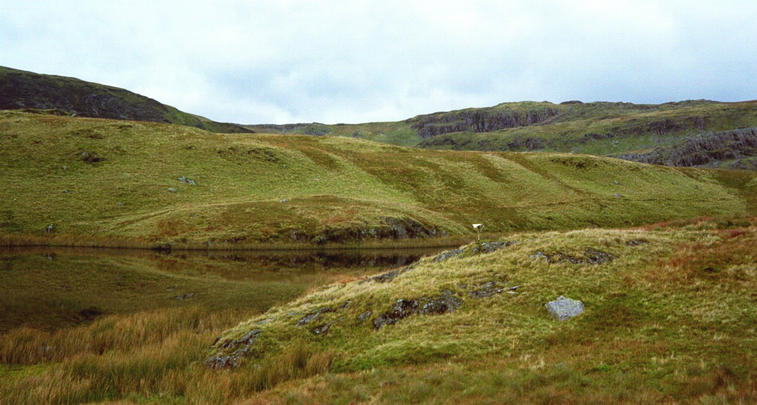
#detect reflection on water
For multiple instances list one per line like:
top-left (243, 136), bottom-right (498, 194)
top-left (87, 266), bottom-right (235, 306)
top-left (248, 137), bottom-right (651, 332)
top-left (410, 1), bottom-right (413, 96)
top-left (0, 246), bottom-right (446, 331)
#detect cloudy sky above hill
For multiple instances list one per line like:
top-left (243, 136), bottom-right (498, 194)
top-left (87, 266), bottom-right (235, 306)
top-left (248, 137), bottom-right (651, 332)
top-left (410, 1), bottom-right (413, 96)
top-left (2, 1), bottom-right (757, 124)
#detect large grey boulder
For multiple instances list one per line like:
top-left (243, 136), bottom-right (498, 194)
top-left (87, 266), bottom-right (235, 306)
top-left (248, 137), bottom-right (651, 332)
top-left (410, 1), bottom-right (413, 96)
top-left (545, 296), bottom-right (584, 320)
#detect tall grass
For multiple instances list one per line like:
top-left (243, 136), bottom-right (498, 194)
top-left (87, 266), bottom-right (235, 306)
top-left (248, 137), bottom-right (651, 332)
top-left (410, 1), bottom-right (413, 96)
top-left (0, 307), bottom-right (334, 404)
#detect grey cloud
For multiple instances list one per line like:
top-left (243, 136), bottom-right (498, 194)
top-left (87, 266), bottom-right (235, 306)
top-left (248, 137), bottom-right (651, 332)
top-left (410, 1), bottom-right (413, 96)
top-left (2, 1), bottom-right (757, 124)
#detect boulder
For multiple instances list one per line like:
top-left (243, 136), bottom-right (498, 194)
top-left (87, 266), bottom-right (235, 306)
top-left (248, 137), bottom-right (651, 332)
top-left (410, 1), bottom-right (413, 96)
top-left (545, 296), bottom-right (584, 320)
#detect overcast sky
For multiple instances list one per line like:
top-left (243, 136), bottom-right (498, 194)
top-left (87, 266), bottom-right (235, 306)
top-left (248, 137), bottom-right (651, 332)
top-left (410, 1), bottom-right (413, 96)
top-left (2, 1), bottom-right (757, 124)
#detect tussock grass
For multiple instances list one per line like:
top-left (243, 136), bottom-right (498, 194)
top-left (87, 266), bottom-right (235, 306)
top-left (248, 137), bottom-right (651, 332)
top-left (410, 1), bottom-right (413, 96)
top-left (0, 310), bottom-right (335, 404)
top-left (0, 247), bottom-right (399, 404)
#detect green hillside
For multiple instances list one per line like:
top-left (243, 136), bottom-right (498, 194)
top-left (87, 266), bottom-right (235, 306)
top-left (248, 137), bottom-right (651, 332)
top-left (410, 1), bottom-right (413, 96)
top-left (0, 66), bottom-right (251, 133)
top-left (1, 110), bottom-right (755, 249)
top-left (4, 66), bottom-right (755, 168)
top-left (250, 100), bottom-right (757, 169)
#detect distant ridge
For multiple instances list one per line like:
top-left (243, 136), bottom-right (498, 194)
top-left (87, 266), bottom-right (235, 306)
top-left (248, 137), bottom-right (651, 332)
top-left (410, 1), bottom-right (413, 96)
top-left (248, 99), bottom-right (757, 170)
top-left (0, 66), bottom-right (252, 133)
top-left (3, 65), bottom-right (756, 168)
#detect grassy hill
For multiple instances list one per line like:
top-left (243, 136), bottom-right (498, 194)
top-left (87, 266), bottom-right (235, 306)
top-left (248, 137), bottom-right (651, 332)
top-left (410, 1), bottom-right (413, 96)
top-left (1, 110), bottom-right (755, 249)
top-left (250, 100), bottom-right (757, 169)
top-left (3, 218), bottom-right (754, 403)
top-left (0, 66), bottom-right (251, 133)
top-left (4, 66), bottom-right (755, 168)
top-left (203, 218), bottom-right (757, 403)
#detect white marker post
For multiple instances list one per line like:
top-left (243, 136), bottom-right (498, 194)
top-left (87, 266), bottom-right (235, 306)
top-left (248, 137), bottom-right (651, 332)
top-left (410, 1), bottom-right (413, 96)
top-left (472, 223), bottom-right (483, 242)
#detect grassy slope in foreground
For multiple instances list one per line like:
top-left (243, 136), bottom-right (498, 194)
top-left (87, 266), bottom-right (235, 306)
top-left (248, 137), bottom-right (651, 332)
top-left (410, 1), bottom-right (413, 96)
top-left (210, 219), bottom-right (757, 403)
top-left (0, 66), bottom-right (251, 134)
top-left (1, 110), bottom-right (755, 248)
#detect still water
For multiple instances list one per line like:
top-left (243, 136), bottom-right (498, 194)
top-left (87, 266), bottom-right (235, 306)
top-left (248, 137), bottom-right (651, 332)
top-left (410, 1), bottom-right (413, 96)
top-left (0, 247), bottom-right (445, 332)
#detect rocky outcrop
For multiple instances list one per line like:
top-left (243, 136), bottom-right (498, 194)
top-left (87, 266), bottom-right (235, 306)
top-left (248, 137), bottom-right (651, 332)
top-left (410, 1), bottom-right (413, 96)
top-left (297, 307), bottom-right (333, 326)
top-left (432, 248), bottom-right (464, 263)
top-left (409, 107), bottom-right (560, 138)
top-left (471, 240), bottom-right (516, 254)
top-left (465, 281), bottom-right (519, 298)
top-left (372, 290), bottom-right (462, 329)
top-left (531, 248), bottom-right (615, 265)
top-left (205, 329), bottom-right (262, 369)
top-left (364, 263), bottom-right (417, 284)
top-left (287, 216), bottom-right (445, 245)
top-left (617, 127), bottom-right (757, 168)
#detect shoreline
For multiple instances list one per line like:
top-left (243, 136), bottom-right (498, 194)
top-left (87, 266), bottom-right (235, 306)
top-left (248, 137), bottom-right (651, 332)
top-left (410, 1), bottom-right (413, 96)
top-left (0, 233), bottom-right (488, 252)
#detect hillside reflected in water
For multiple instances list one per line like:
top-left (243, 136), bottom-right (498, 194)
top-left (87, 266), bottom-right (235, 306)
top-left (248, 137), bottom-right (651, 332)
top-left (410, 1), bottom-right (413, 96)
top-left (0, 246), bottom-right (444, 332)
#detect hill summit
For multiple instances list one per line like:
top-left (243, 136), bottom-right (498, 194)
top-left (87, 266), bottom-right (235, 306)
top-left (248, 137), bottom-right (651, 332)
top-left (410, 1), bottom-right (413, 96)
top-left (0, 66), bottom-right (251, 133)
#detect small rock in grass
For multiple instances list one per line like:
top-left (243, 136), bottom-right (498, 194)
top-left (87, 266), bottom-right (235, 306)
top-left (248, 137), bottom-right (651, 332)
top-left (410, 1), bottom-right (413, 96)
top-left (168, 187), bottom-right (177, 193)
top-left (545, 296), bottom-right (584, 321)
top-left (175, 292), bottom-right (194, 300)
top-left (178, 176), bottom-right (196, 185)
top-left (530, 251), bottom-right (547, 260)
top-left (357, 311), bottom-right (372, 322)
top-left (311, 323), bottom-right (332, 335)
top-left (297, 307), bottom-right (333, 326)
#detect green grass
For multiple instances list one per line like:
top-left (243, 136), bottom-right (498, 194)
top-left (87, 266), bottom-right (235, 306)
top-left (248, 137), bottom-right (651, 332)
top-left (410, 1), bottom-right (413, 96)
top-left (1, 110), bottom-right (754, 249)
top-left (2, 219), bottom-right (754, 403)
top-left (248, 99), bottom-right (757, 170)
top-left (214, 218), bottom-right (757, 403)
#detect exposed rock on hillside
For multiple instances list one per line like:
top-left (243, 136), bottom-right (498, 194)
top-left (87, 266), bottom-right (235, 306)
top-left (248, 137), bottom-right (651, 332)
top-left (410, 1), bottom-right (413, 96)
top-left (531, 248), bottom-right (615, 264)
top-left (409, 107), bottom-right (560, 138)
top-left (617, 127), bottom-right (757, 168)
top-left (294, 216), bottom-right (445, 245)
top-left (373, 290), bottom-right (463, 329)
